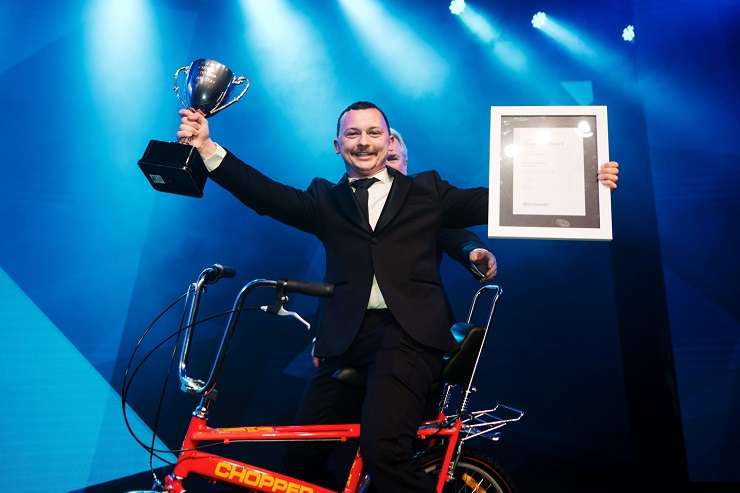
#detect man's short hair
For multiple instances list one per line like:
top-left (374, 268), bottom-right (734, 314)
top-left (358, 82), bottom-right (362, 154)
top-left (389, 128), bottom-right (408, 160)
top-left (336, 101), bottom-right (391, 137)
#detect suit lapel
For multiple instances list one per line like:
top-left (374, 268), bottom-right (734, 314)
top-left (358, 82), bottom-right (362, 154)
top-left (374, 167), bottom-right (411, 234)
top-left (330, 174), bottom-right (373, 234)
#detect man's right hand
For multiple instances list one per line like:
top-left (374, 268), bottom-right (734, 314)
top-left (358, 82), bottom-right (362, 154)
top-left (177, 108), bottom-right (216, 158)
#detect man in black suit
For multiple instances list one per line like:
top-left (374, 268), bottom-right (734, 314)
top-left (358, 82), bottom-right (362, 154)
top-left (178, 101), bottom-right (490, 491)
top-left (179, 101), bottom-right (620, 490)
top-left (308, 128), bottom-right (497, 369)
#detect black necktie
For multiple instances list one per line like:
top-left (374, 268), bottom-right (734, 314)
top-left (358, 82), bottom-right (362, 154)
top-left (350, 177), bottom-right (379, 226)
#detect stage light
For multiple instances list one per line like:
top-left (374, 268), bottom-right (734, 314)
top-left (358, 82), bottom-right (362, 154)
top-left (532, 11), bottom-right (547, 29)
top-left (622, 24), bottom-right (635, 42)
top-left (449, 0), bottom-right (466, 16)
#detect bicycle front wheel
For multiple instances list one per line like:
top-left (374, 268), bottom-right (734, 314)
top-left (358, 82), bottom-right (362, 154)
top-left (421, 452), bottom-right (515, 493)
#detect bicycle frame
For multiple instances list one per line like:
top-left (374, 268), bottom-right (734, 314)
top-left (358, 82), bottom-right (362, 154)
top-left (164, 415), bottom-right (465, 493)
top-left (157, 269), bottom-right (522, 493)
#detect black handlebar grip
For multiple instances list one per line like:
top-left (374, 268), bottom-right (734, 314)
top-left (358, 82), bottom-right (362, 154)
top-left (280, 279), bottom-right (334, 297)
top-left (218, 265), bottom-right (236, 278)
top-left (203, 264), bottom-right (237, 283)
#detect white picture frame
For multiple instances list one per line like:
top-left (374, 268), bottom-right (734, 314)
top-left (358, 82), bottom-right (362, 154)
top-left (488, 105), bottom-right (612, 240)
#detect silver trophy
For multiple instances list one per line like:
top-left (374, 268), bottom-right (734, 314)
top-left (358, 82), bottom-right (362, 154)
top-left (138, 59), bottom-right (251, 197)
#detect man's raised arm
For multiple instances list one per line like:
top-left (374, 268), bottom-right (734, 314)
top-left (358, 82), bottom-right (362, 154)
top-left (177, 108), bottom-right (321, 235)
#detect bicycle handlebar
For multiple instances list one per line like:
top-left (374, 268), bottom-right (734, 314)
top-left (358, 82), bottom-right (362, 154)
top-left (178, 268), bottom-right (334, 398)
top-left (203, 263), bottom-right (236, 283)
top-left (278, 279), bottom-right (334, 298)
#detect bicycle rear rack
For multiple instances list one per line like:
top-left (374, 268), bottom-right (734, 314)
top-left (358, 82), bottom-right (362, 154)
top-left (440, 284), bottom-right (525, 444)
top-left (458, 404), bottom-right (524, 442)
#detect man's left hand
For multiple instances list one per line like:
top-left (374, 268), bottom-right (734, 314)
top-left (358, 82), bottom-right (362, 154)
top-left (598, 161), bottom-right (619, 190)
top-left (469, 248), bottom-right (497, 282)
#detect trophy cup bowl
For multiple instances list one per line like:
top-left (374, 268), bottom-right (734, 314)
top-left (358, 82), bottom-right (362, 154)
top-left (138, 59), bottom-right (250, 197)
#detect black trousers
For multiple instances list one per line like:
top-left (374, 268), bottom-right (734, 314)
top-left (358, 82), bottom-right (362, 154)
top-left (284, 309), bottom-right (445, 492)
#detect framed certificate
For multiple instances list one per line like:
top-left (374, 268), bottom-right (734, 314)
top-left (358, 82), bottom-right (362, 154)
top-left (488, 106), bottom-right (612, 240)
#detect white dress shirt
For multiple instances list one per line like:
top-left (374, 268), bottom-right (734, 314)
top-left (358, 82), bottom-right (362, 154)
top-left (203, 142), bottom-right (227, 171)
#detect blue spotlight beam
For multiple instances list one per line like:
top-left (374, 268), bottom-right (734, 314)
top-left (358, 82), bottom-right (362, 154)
top-left (85, 0), bottom-right (166, 172)
top-left (459, 5), bottom-right (499, 43)
top-left (337, 0), bottom-right (448, 97)
top-left (455, 5), bottom-right (528, 72)
top-left (538, 16), bottom-right (598, 60)
top-left (239, 0), bottom-right (342, 147)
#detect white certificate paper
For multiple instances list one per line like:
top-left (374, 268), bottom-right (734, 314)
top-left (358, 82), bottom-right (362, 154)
top-left (512, 127), bottom-right (585, 216)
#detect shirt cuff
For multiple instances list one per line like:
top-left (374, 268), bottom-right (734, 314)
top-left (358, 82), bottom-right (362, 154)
top-left (202, 142), bottom-right (226, 172)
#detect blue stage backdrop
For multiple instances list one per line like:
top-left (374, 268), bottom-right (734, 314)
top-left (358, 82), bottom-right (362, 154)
top-left (0, 0), bottom-right (737, 491)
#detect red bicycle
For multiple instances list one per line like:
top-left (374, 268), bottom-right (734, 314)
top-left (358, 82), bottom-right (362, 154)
top-left (125, 264), bottom-right (523, 493)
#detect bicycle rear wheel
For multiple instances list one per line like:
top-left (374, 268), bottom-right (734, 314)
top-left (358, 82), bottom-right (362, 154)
top-left (420, 452), bottom-right (515, 493)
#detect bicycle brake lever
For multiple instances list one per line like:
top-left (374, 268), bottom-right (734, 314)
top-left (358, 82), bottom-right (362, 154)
top-left (260, 305), bottom-right (311, 330)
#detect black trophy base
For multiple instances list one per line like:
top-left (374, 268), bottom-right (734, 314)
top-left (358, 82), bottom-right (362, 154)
top-left (138, 140), bottom-right (207, 198)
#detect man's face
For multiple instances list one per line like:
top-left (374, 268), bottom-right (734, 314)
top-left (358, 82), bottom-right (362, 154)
top-left (386, 135), bottom-right (408, 175)
top-left (334, 108), bottom-right (390, 178)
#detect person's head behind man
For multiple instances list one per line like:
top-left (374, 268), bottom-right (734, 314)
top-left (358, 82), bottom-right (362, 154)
top-left (334, 101), bottom-right (391, 178)
top-left (386, 128), bottom-right (409, 175)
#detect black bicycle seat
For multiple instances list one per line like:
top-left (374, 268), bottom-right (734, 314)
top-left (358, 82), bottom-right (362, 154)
top-left (442, 323), bottom-right (485, 385)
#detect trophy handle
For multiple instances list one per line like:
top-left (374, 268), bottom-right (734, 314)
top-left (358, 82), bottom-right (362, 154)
top-left (173, 65), bottom-right (191, 109)
top-left (209, 76), bottom-right (251, 116)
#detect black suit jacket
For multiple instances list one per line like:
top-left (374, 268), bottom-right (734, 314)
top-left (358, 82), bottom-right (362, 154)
top-left (210, 151), bottom-right (488, 357)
